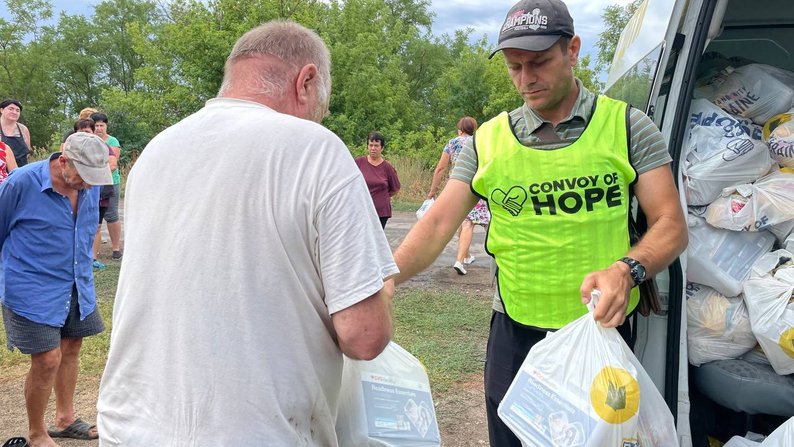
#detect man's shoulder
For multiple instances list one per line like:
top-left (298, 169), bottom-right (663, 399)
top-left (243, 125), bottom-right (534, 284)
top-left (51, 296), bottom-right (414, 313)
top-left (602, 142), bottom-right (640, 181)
top-left (0, 160), bottom-right (45, 194)
top-left (8, 159), bottom-right (46, 180)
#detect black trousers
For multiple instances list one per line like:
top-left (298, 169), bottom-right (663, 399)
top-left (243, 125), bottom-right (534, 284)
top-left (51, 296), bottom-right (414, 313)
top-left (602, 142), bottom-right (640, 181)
top-left (484, 311), bottom-right (635, 446)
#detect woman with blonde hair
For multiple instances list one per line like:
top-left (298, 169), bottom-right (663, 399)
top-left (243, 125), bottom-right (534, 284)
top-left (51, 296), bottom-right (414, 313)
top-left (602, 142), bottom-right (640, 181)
top-left (427, 116), bottom-right (490, 275)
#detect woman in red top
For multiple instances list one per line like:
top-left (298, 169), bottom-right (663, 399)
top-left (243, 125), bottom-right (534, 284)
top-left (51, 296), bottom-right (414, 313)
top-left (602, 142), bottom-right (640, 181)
top-left (0, 140), bottom-right (17, 185)
top-left (355, 131), bottom-right (401, 229)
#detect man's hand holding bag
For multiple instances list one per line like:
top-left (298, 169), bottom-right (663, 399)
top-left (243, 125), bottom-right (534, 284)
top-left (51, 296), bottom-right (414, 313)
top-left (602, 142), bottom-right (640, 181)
top-left (497, 291), bottom-right (678, 446)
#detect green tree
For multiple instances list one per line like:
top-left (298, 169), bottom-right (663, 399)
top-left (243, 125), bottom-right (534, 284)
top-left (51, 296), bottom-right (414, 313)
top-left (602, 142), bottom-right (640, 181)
top-left (575, 54), bottom-right (603, 93)
top-left (322, 0), bottom-right (434, 148)
top-left (52, 13), bottom-right (103, 111)
top-left (595, 0), bottom-right (643, 74)
top-left (91, 0), bottom-right (161, 94)
top-left (0, 0), bottom-right (62, 149)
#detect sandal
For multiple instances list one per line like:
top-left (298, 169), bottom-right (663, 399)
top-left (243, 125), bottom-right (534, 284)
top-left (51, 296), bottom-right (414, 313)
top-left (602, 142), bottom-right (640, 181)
top-left (47, 418), bottom-right (98, 440)
top-left (2, 438), bottom-right (28, 447)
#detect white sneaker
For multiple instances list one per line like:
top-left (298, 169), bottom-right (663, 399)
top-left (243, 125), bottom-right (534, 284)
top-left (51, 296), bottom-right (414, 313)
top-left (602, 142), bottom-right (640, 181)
top-left (463, 255), bottom-right (476, 265)
top-left (453, 261), bottom-right (467, 275)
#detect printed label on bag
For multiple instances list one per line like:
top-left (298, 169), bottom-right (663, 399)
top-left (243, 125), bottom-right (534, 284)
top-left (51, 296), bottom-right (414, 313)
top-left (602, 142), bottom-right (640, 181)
top-left (589, 367), bottom-right (640, 424)
top-left (499, 366), bottom-right (595, 446)
top-left (360, 372), bottom-right (440, 442)
top-left (778, 327), bottom-right (794, 359)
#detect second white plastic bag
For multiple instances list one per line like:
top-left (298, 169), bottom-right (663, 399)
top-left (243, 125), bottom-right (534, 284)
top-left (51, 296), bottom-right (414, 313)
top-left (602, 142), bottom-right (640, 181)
top-left (336, 342), bottom-right (441, 447)
top-left (742, 250), bottom-right (794, 376)
top-left (686, 282), bottom-right (756, 366)
top-left (497, 296), bottom-right (678, 447)
top-left (415, 199), bottom-right (434, 220)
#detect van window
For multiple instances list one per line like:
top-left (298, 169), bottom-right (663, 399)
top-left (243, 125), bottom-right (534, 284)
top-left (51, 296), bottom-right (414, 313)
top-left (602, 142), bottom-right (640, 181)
top-left (605, 0), bottom-right (677, 91)
top-left (605, 43), bottom-right (664, 111)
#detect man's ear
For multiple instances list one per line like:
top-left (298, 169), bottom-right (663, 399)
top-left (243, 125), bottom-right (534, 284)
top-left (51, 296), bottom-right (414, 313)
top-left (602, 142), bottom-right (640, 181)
top-left (568, 35), bottom-right (581, 66)
top-left (295, 63), bottom-right (319, 107)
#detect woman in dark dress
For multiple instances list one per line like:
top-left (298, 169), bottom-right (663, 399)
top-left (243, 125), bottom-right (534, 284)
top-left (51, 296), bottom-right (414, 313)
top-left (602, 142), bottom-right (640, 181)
top-left (355, 131), bottom-right (401, 229)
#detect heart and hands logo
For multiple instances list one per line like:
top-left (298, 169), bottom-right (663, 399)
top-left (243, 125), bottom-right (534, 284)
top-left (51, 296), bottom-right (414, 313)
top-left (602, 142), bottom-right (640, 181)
top-left (491, 186), bottom-right (528, 216)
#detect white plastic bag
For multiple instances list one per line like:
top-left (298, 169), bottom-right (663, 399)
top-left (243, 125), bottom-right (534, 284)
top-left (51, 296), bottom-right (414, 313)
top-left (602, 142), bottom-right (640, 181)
top-left (686, 216), bottom-right (776, 297)
top-left (336, 342), bottom-right (441, 447)
top-left (724, 436), bottom-right (761, 447)
top-left (415, 199), bottom-right (434, 220)
top-left (759, 416), bottom-right (794, 446)
top-left (497, 294), bottom-right (677, 447)
top-left (725, 416), bottom-right (794, 446)
top-left (785, 232), bottom-right (794, 253)
top-left (742, 250), bottom-right (794, 375)
top-left (706, 64), bottom-right (794, 125)
top-left (763, 110), bottom-right (794, 168)
top-left (686, 282), bottom-right (756, 366)
top-left (684, 99), bottom-right (773, 205)
top-left (704, 170), bottom-right (794, 240)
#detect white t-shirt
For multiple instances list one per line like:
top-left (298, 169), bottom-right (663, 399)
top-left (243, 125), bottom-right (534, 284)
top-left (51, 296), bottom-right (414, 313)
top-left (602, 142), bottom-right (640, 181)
top-left (97, 98), bottom-right (399, 446)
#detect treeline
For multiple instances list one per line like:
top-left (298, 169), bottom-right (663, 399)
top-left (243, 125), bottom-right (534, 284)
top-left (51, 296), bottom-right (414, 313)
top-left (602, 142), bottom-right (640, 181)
top-left (1, 0), bottom-right (605, 166)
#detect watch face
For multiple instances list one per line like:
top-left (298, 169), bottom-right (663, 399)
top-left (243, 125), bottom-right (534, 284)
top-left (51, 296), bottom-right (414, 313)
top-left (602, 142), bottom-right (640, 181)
top-left (634, 265), bottom-right (646, 282)
top-left (621, 257), bottom-right (646, 285)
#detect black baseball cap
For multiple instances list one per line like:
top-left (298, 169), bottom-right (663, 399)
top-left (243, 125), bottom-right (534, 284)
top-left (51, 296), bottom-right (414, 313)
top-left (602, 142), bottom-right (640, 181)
top-left (489, 0), bottom-right (575, 59)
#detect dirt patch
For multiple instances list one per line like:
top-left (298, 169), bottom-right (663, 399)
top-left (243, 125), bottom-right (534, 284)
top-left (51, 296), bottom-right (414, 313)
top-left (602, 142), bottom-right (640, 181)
top-left (435, 376), bottom-right (490, 446)
top-left (1, 371), bottom-right (100, 446)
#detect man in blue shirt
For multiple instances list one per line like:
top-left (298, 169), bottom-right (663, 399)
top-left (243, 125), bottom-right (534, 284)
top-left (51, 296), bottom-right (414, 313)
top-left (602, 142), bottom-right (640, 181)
top-left (0, 131), bottom-right (112, 445)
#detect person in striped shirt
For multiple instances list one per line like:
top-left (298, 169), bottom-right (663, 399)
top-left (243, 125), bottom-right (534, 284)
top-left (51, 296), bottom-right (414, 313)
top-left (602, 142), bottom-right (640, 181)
top-left (391, 0), bottom-right (688, 445)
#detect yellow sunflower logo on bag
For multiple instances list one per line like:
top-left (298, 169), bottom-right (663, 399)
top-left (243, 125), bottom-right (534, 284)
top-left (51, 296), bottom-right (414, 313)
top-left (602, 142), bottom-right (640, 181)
top-left (779, 327), bottom-right (794, 359)
top-left (590, 367), bottom-right (640, 424)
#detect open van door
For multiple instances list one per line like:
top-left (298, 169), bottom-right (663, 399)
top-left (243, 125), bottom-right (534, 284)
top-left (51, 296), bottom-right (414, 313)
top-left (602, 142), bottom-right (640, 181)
top-left (608, 1), bottom-right (794, 446)
top-left (605, 1), bottom-right (715, 446)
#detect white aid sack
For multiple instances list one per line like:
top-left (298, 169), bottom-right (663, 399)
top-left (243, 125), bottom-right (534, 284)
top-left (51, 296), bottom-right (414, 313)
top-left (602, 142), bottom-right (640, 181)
top-left (707, 64), bottom-right (794, 125)
top-left (686, 282), bottom-right (756, 366)
top-left (763, 110), bottom-right (794, 168)
top-left (684, 99), bottom-right (773, 205)
top-left (686, 215), bottom-right (775, 297)
top-left (497, 295), bottom-right (677, 447)
top-left (759, 416), bottom-right (794, 446)
top-left (725, 416), bottom-right (794, 446)
top-left (786, 232), bottom-right (794, 253)
top-left (724, 437), bottom-right (761, 447)
top-left (742, 250), bottom-right (794, 375)
top-left (336, 342), bottom-right (441, 446)
top-left (415, 198), bottom-right (434, 220)
top-left (704, 169), bottom-right (794, 241)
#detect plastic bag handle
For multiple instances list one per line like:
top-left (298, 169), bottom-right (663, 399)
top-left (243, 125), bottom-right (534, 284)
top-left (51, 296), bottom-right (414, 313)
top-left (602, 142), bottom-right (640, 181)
top-left (586, 289), bottom-right (601, 313)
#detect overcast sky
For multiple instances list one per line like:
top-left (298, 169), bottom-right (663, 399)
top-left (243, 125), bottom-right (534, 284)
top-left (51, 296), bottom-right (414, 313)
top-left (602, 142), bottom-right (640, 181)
top-left (4, 0), bottom-right (634, 60)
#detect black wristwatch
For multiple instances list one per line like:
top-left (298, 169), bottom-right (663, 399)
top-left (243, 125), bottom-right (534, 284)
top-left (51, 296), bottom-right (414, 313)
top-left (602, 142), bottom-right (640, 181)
top-left (619, 257), bottom-right (646, 286)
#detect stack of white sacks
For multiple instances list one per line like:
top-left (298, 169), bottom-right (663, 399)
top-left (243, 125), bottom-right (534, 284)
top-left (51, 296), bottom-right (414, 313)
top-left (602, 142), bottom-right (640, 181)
top-left (684, 63), bottom-right (794, 374)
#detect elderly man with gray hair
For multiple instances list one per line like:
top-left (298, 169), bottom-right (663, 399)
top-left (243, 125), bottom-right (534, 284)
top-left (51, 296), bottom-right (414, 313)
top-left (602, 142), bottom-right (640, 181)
top-left (97, 20), bottom-right (397, 445)
top-left (1, 132), bottom-right (112, 445)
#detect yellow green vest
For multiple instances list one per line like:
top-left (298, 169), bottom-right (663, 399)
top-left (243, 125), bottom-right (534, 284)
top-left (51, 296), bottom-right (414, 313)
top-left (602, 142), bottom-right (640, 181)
top-left (472, 95), bottom-right (639, 329)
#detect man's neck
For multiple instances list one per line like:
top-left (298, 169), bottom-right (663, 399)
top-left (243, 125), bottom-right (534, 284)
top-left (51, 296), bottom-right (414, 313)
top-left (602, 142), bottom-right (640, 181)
top-left (533, 81), bottom-right (580, 128)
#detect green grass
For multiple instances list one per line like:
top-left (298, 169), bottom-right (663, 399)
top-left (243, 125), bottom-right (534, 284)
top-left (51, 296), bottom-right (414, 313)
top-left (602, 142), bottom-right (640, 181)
top-left (392, 288), bottom-right (491, 394)
top-left (392, 198), bottom-right (423, 212)
top-left (0, 263), bottom-right (120, 376)
top-left (1, 268), bottom-right (491, 400)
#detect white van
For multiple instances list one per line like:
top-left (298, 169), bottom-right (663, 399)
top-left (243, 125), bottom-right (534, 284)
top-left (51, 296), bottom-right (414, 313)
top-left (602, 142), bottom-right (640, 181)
top-left (605, 0), bottom-right (794, 446)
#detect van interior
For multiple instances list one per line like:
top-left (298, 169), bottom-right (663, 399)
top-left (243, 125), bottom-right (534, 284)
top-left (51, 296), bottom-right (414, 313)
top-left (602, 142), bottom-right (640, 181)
top-left (606, 0), bottom-right (794, 446)
top-left (690, 3), bottom-right (793, 446)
